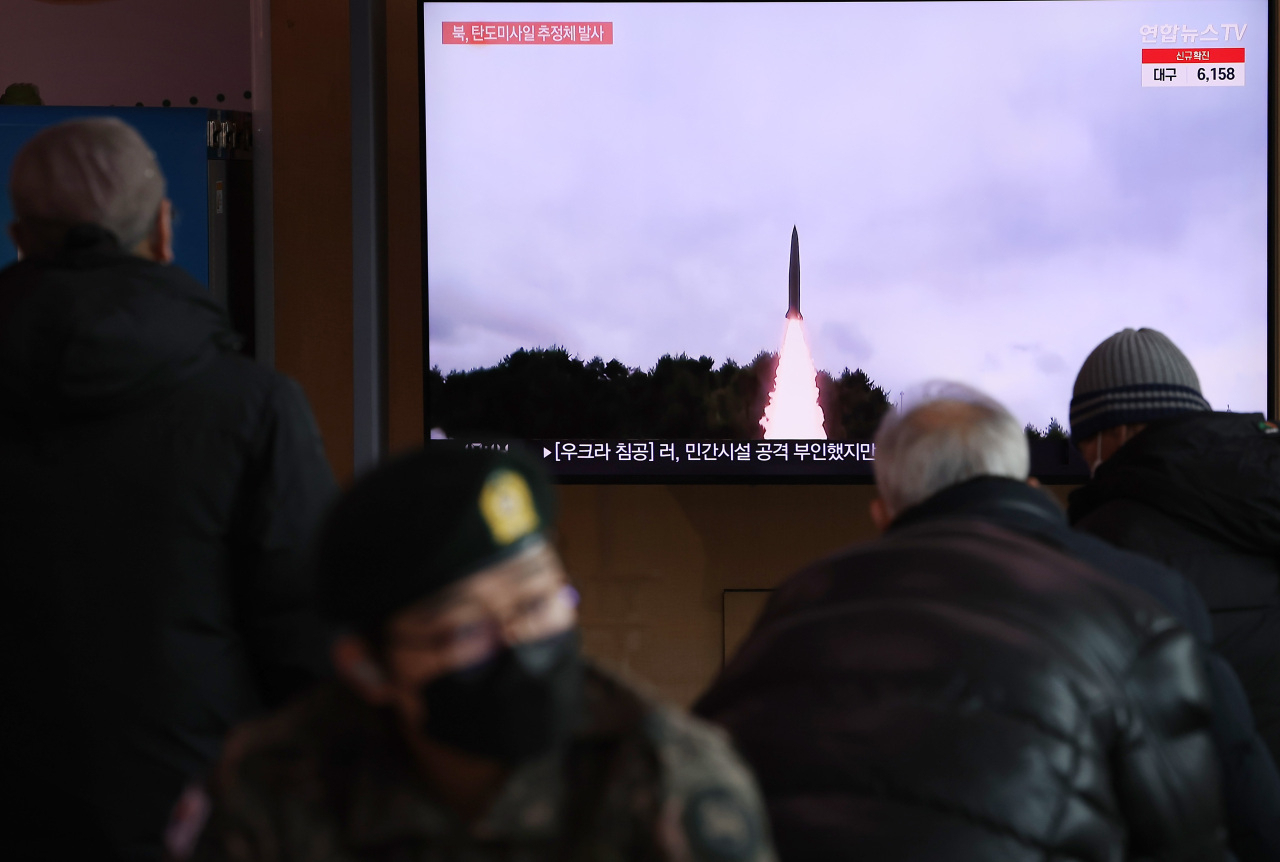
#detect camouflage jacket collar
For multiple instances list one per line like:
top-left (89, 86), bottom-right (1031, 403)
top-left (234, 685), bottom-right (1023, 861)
top-left (342, 663), bottom-right (647, 848)
top-left (341, 719), bottom-right (567, 848)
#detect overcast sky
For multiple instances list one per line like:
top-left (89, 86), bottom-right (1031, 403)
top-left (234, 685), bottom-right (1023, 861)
top-left (425, 1), bottom-right (1269, 427)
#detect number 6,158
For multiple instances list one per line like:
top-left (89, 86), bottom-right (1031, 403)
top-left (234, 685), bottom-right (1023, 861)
top-left (1197, 66), bottom-right (1236, 81)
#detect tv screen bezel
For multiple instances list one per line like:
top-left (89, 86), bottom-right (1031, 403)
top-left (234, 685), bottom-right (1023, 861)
top-left (419, 0), bottom-right (1278, 484)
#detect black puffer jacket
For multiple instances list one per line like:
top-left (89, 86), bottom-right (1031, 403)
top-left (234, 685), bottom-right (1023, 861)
top-left (1070, 413), bottom-right (1280, 765)
top-left (0, 228), bottom-right (338, 861)
top-left (897, 477), bottom-right (1279, 862)
top-left (695, 519), bottom-right (1226, 862)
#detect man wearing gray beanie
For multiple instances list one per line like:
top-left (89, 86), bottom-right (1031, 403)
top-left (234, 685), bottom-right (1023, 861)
top-left (1068, 329), bottom-right (1280, 790)
top-left (0, 118), bottom-right (337, 861)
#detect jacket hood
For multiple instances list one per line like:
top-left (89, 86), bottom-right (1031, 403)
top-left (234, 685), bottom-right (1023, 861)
top-left (1069, 411), bottom-right (1280, 555)
top-left (0, 225), bottom-right (238, 418)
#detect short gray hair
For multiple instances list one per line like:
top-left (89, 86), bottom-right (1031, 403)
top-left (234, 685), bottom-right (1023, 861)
top-left (873, 381), bottom-right (1030, 515)
top-left (9, 117), bottom-right (166, 255)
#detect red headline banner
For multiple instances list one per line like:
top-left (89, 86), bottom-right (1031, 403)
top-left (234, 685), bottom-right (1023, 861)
top-left (1141, 47), bottom-right (1245, 63)
top-left (443, 22), bottom-right (613, 45)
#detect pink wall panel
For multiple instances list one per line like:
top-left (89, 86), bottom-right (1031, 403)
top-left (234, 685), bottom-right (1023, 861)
top-left (0, 0), bottom-right (251, 109)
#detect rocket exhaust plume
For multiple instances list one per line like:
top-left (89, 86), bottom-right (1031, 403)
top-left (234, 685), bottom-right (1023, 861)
top-left (761, 227), bottom-right (827, 439)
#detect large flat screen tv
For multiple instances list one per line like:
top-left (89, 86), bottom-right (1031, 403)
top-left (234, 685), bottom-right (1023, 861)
top-left (422, 0), bottom-right (1273, 481)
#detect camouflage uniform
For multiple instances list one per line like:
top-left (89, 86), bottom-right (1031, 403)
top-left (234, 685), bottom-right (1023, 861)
top-left (185, 662), bottom-right (775, 862)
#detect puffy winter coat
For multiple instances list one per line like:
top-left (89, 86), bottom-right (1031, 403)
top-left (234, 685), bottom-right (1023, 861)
top-left (895, 476), bottom-right (1280, 862)
top-left (0, 227), bottom-right (338, 861)
top-left (695, 519), bottom-right (1226, 862)
top-left (1070, 412), bottom-right (1280, 767)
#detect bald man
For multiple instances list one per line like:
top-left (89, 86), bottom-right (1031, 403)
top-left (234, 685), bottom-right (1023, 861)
top-left (0, 118), bottom-right (337, 861)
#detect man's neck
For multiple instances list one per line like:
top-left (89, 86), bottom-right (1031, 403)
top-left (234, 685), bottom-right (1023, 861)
top-left (889, 476), bottom-right (1058, 534)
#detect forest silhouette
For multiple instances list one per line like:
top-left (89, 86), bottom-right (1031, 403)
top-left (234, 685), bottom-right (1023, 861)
top-left (428, 347), bottom-right (891, 439)
top-left (428, 347), bottom-right (1070, 442)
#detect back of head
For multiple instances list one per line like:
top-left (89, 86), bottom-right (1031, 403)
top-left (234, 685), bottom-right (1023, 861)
top-left (1069, 327), bottom-right (1209, 442)
top-left (317, 445), bottom-right (558, 639)
top-left (9, 117), bottom-right (166, 256)
top-left (873, 381), bottom-right (1029, 515)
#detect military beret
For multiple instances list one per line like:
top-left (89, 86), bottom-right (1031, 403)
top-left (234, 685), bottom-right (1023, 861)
top-left (317, 444), bottom-right (557, 634)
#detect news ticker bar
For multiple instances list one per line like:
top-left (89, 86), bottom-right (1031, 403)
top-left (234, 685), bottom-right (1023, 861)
top-left (538, 440), bottom-right (877, 477)
top-left (439, 439), bottom-right (1090, 481)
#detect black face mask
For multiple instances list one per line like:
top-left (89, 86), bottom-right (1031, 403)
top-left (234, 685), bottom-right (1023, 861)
top-left (420, 628), bottom-right (584, 765)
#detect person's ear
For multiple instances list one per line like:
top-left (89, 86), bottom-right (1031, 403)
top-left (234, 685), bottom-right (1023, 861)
top-left (332, 634), bottom-right (391, 705)
top-left (1075, 434), bottom-right (1092, 462)
top-left (9, 222), bottom-right (26, 260)
top-left (869, 496), bottom-right (893, 534)
top-left (154, 199), bottom-right (174, 263)
top-left (142, 199), bottom-right (174, 263)
top-left (1026, 476), bottom-right (1041, 488)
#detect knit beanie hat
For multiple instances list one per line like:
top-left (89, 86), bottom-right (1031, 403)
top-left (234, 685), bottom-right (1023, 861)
top-left (317, 444), bottom-right (558, 636)
top-left (1069, 328), bottom-right (1210, 443)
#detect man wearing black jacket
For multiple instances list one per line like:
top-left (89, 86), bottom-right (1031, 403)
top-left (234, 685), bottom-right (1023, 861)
top-left (0, 118), bottom-right (338, 860)
top-left (892, 476), bottom-right (1280, 861)
top-left (696, 383), bottom-right (1231, 861)
top-left (878, 381), bottom-right (1280, 860)
top-left (1066, 328), bottom-right (1280, 771)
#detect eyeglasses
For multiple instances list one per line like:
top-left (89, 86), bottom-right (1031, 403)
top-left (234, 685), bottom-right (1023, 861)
top-left (387, 584), bottom-right (580, 668)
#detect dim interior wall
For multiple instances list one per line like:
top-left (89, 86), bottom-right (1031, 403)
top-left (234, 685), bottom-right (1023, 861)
top-left (559, 482), bottom-right (1080, 707)
top-left (0, 0), bottom-right (251, 109)
top-left (275, 0), bottom-right (420, 478)
top-left (558, 484), bottom-right (882, 707)
top-left (386, 0), bottom-right (425, 455)
top-left (270, 0), bottom-right (355, 481)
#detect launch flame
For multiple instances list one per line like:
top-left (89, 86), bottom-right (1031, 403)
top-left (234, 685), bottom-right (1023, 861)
top-left (761, 318), bottom-right (827, 439)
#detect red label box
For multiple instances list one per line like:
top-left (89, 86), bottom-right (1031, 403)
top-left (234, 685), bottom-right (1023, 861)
top-left (443, 22), bottom-right (613, 45)
top-left (1141, 47), bottom-right (1245, 63)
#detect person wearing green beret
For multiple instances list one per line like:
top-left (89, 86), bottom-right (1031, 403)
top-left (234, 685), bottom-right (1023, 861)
top-left (177, 445), bottom-right (776, 862)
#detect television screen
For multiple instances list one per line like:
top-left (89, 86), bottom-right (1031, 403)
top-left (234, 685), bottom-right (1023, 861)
top-left (422, 0), bottom-right (1271, 480)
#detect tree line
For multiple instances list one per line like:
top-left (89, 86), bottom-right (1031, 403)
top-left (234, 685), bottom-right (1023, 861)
top-left (428, 347), bottom-right (893, 440)
top-left (428, 346), bottom-right (1071, 442)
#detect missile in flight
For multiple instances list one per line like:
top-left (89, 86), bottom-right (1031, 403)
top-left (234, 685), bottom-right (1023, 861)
top-left (786, 225), bottom-right (802, 320)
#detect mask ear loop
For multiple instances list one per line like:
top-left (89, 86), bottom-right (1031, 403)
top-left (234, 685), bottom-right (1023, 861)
top-left (1089, 433), bottom-right (1104, 476)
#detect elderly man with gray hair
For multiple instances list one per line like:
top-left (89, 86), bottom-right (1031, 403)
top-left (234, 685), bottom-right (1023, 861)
top-left (7, 115), bottom-right (173, 262)
top-left (696, 382), bottom-right (1235, 861)
top-left (0, 118), bottom-right (337, 861)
